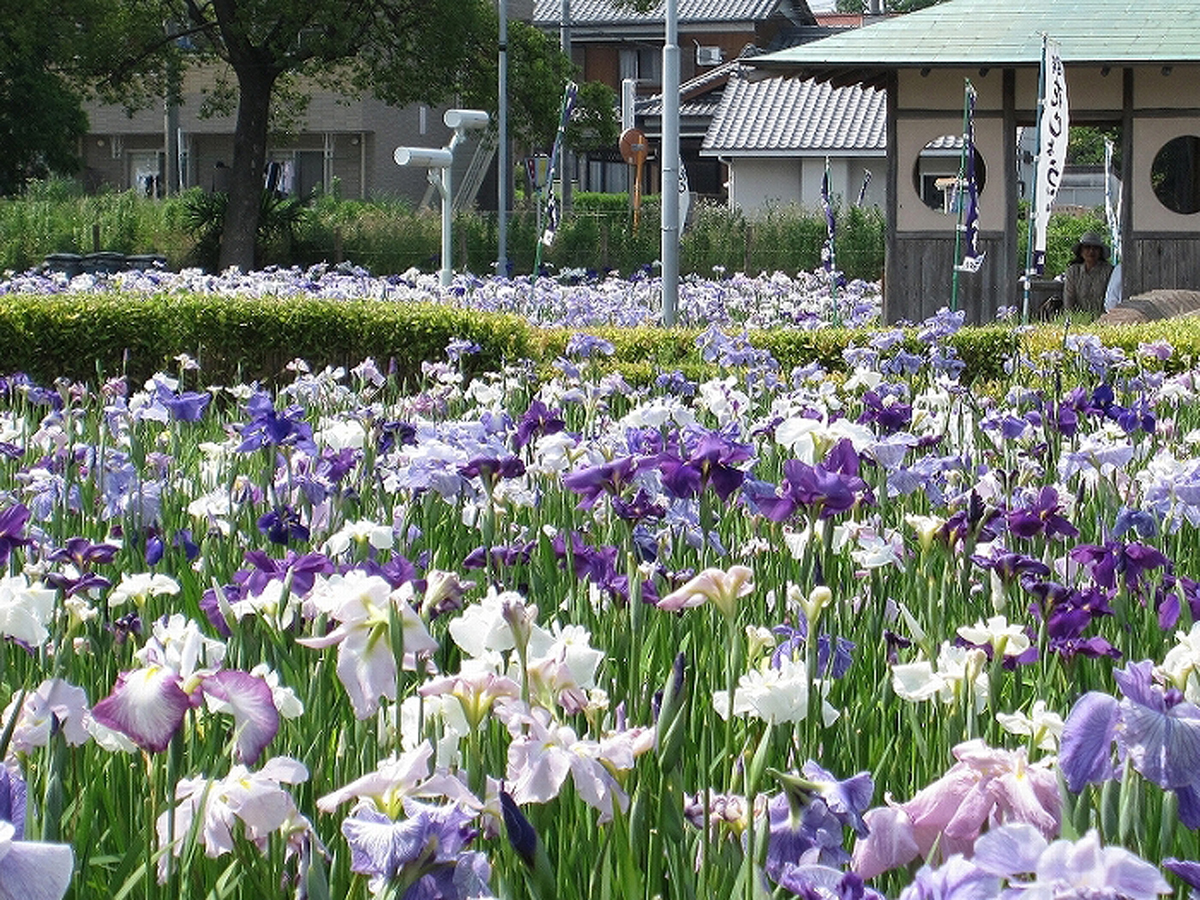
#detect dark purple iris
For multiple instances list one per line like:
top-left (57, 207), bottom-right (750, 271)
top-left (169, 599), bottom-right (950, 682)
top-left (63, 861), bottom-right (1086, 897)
top-left (972, 550), bottom-right (1051, 585)
top-left (463, 542), bottom-right (535, 570)
top-left (1069, 540), bottom-right (1170, 596)
top-left (459, 455), bottom-right (526, 486)
top-left (513, 399), bottom-right (565, 451)
top-left (239, 549), bottom-right (335, 597)
top-left (647, 431), bottom-right (752, 502)
top-left (751, 458), bottom-right (869, 522)
top-left (857, 389), bottom-right (912, 435)
top-left (0, 503), bottom-right (31, 564)
top-left (562, 457), bottom-right (637, 509)
top-left (257, 506), bottom-right (310, 545)
top-left (941, 490), bottom-right (1001, 545)
top-left (236, 391), bottom-right (317, 454)
top-left (1006, 486), bottom-right (1079, 540)
top-left (377, 420), bottom-right (417, 454)
top-left (611, 488), bottom-right (666, 523)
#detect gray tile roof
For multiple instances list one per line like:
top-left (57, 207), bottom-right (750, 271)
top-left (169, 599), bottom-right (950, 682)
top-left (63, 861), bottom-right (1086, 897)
top-left (533, 0), bottom-right (786, 26)
top-left (701, 72), bottom-right (885, 155)
top-left (752, 0), bottom-right (1200, 80)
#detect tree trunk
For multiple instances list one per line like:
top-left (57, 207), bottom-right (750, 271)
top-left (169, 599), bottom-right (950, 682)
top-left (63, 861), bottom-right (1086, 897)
top-left (219, 69), bottom-right (275, 272)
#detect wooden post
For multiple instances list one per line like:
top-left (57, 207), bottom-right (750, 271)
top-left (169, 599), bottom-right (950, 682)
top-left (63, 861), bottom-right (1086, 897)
top-left (92, 223), bottom-right (101, 253)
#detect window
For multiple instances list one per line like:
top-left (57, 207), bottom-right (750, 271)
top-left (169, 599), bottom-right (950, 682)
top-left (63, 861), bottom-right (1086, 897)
top-left (1151, 135), bottom-right (1200, 215)
top-left (911, 135), bottom-right (987, 212)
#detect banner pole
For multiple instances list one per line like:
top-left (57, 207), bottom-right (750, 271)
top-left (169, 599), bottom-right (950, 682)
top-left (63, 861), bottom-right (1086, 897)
top-left (1022, 34), bottom-right (1048, 324)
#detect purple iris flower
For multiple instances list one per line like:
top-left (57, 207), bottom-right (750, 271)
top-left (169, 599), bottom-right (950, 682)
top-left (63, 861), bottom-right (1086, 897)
top-left (772, 623), bottom-right (855, 679)
top-left (857, 389), bottom-right (912, 435)
top-left (1027, 581), bottom-right (1119, 661)
top-left (1158, 572), bottom-right (1200, 630)
top-left (463, 542), bottom-right (535, 570)
top-left (941, 490), bottom-right (1002, 546)
top-left (257, 506), bottom-right (310, 545)
top-left (0, 503), bottom-right (31, 564)
top-left (236, 391), bottom-right (318, 454)
top-left (565, 333), bottom-right (615, 359)
top-left (0, 765), bottom-right (26, 834)
top-left (444, 338), bottom-right (481, 363)
top-left (1069, 540), bottom-right (1170, 596)
top-left (776, 865), bottom-right (884, 900)
top-left (562, 457), bottom-right (638, 509)
top-left (513, 400), bottom-right (565, 451)
top-left (359, 554), bottom-right (421, 592)
top-left (766, 761), bottom-right (874, 882)
top-left (752, 458), bottom-right (869, 522)
top-left (649, 431), bottom-right (752, 502)
top-left (378, 420), bottom-right (417, 454)
top-left (458, 456), bottom-right (526, 484)
top-left (156, 383), bottom-right (211, 422)
top-left (1006, 486), bottom-right (1079, 540)
top-left (239, 549), bottom-right (335, 598)
top-left (971, 549), bottom-right (1051, 585)
top-left (611, 488), bottom-right (666, 524)
top-left (341, 801), bottom-right (489, 894)
top-left (1060, 660), bottom-right (1200, 826)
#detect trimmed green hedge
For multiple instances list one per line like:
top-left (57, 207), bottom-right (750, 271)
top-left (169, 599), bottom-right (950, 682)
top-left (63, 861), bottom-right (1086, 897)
top-left (0, 295), bottom-right (531, 387)
top-left (8, 293), bottom-right (1199, 390)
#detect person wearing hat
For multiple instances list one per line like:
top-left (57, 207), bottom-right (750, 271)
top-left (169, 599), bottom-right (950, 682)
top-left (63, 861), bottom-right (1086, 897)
top-left (1062, 231), bottom-right (1115, 315)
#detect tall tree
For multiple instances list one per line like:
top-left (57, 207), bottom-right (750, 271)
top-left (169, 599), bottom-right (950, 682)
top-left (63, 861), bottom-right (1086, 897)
top-left (86, 0), bottom-right (495, 270)
top-left (0, 0), bottom-right (90, 194)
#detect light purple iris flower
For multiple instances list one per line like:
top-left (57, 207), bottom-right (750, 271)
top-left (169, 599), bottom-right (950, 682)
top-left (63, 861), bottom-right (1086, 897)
top-left (0, 820), bottom-right (74, 900)
top-left (1059, 660), bottom-right (1200, 825)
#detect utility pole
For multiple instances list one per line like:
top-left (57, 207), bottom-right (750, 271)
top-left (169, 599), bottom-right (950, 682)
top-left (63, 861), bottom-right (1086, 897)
top-left (661, 0), bottom-right (680, 325)
top-left (497, 0), bottom-right (510, 275)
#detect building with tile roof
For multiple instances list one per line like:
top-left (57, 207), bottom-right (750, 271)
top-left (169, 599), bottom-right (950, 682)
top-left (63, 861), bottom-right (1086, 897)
top-left (752, 0), bottom-right (1200, 323)
top-left (701, 71), bottom-right (886, 214)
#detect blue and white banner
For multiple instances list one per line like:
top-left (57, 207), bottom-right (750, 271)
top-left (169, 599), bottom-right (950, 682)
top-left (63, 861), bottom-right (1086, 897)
top-left (1105, 138), bottom-right (1121, 264)
top-left (957, 84), bottom-right (985, 273)
top-left (1031, 38), bottom-right (1069, 275)
top-left (541, 81), bottom-right (578, 247)
top-left (856, 169), bottom-right (872, 207)
top-left (821, 158), bottom-right (836, 276)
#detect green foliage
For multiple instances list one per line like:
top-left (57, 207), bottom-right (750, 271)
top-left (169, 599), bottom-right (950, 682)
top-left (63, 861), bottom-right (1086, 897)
top-left (0, 295), bottom-right (532, 387)
top-left (180, 188), bottom-right (306, 270)
top-left (1016, 202), bottom-right (1107, 276)
top-left (0, 291), bottom-right (1040, 389)
top-left (0, 0), bottom-right (91, 194)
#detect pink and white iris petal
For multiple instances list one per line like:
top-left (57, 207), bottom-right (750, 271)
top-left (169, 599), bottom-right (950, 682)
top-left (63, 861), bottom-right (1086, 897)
top-left (0, 820), bottom-right (74, 900)
top-left (504, 708), bottom-right (639, 822)
top-left (317, 742), bottom-right (434, 814)
top-left (4, 678), bottom-right (91, 754)
top-left (91, 666), bottom-right (191, 753)
top-left (201, 670), bottom-right (281, 765)
top-left (655, 565), bottom-right (754, 617)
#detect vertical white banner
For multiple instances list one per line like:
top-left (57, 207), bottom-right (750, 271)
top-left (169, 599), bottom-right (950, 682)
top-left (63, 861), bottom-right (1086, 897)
top-left (1032, 37), bottom-right (1069, 274)
top-left (1105, 137), bottom-right (1121, 263)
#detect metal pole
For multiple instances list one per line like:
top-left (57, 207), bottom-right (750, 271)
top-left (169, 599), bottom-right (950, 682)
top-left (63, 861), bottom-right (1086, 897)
top-left (661, 0), bottom-right (680, 326)
top-left (497, 0), bottom-right (509, 275)
top-left (560, 0), bottom-right (573, 214)
top-left (1022, 34), bottom-right (1048, 324)
top-left (441, 162), bottom-right (453, 286)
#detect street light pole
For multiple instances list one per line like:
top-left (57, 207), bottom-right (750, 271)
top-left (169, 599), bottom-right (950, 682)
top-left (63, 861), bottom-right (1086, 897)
top-left (497, 0), bottom-right (509, 275)
top-left (661, 0), bottom-right (680, 326)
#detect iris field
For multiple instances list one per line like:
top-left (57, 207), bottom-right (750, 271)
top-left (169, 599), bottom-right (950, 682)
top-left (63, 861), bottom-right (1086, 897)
top-left (0, 264), bottom-right (1198, 900)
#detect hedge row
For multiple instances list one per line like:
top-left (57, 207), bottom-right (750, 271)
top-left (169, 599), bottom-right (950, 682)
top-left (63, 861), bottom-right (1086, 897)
top-left (4, 293), bottom-right (1123, 393)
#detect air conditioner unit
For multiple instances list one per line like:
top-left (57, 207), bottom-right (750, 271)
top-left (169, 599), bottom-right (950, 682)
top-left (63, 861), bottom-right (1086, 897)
top-left (696, 46), bottom-right (723, 66)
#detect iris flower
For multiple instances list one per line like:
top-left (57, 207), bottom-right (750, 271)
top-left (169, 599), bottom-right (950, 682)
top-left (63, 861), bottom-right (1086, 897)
top-left (0, 820), bottom-right (74, 900)
top-left (851, 739), bottom-right (1059, 878)
top-left (298, 572), bottom-right (438, 718)
top-left (1059, 660), bottom-right (1200, 825)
